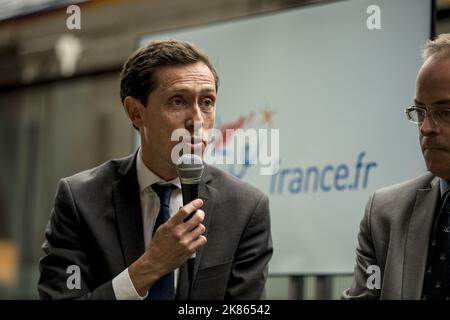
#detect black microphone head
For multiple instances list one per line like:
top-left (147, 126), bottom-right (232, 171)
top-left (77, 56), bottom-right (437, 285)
top-left (176, 154), bottom-right (204, 185)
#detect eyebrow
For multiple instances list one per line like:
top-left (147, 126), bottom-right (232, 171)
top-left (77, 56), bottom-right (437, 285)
top-left (414, 99), bottom-right (450, 105)
top-left (168, 84), bottom-right (216, 91)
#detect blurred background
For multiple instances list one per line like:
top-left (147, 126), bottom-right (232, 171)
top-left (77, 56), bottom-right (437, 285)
top-left (0, 0), bottom-right (449, 299)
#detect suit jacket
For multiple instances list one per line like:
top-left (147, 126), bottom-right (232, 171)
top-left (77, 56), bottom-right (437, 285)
top-left (38, 152), bottom-right (273, 300)
top-left (343, 172), bottom-right (440, 299)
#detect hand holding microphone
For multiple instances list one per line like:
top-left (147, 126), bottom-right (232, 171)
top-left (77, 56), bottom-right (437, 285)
top-left (128, 154), bottom-right (205, 297)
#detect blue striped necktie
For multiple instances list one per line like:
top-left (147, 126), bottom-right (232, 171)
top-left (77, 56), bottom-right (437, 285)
top-left (148, 183), bottom-right (176, 300)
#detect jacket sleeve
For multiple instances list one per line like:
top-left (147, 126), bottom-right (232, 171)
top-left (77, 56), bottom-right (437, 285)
top-left (342, 192), bottom-right (381, 300)
top-left (225, 194), bottom-right (273, 299)
top-left (37, 178), bottom-right (116, 300)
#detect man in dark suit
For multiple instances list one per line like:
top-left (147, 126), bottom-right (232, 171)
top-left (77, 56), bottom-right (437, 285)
top-left (38, 40), bottom-right (273, 300)
top-left (343, 34), bottom-right (450, 299)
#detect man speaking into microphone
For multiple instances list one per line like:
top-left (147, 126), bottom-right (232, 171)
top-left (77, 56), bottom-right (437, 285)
top-left (37, 40), bottom-right (273, 300)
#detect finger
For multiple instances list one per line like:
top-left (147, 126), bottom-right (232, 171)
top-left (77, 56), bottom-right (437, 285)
top-left (183, 205), bottom-right (205, 223)
top-left (182, 209), bottom-right (204, 230)
top-left (187, 235), bottom-right (207, 253)
top-left (171, 199), bottom-right (203, 224)
top-left (186, 223), bottom-right (206, 242)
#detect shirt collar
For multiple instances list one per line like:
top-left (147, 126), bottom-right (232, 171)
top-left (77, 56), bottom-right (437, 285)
top-left (439, 178), bottom-right (450, 198)
top-left (136, 148), bottom-right (181, 192)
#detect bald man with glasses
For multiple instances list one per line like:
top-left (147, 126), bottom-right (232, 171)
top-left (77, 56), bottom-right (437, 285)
top-left (343, 34), bottom-right (450, 300)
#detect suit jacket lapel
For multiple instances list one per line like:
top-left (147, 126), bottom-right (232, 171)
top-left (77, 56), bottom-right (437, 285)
top-left (402, 176), bottom-right (440, 299)
top-left (193, 167), bottom-right (217, 281)
top-left (112, 152), bottom-right (145, 269)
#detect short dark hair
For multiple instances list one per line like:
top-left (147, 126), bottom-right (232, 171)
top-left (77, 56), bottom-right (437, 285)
top-left (120, 39), bottom-right (219, 106)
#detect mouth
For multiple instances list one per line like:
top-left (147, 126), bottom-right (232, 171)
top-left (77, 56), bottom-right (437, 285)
top-left (182, 137), bottom-right (206, 149)
top-left (423, 146), bottom-right (448, 152)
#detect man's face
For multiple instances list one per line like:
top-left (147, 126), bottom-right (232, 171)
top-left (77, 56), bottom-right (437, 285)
top-left (139, 62), bottom-right (216, 177)
top-left (415, 55), bottom-right (450, 180)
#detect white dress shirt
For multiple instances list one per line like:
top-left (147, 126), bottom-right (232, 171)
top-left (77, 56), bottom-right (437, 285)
top-left (112, 149), bottom-right (182, 300)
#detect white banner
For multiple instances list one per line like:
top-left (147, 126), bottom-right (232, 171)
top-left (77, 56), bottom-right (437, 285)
top-left (140, 0), bottom-right (432, 274)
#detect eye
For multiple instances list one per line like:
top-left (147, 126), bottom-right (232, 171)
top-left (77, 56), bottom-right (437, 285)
top-left (170, 96), bottom-right (185, 107)
top-left (201, 97), bottom-right (215, 110)
top-left (434, 109), bottom-right (450, 121)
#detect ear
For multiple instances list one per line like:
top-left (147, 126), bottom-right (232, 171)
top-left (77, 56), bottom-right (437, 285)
top-left (123, 96), bottom-right (145, 129)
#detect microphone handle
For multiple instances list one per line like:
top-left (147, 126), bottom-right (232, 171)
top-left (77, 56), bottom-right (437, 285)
top-left (182, 183), bottom-right (199, 222)
top-left (180, 183), bottom-right (200, 299)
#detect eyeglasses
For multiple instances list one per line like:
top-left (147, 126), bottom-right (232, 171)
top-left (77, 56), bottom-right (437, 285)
top-left (405, 106), bottom-right (450, 126)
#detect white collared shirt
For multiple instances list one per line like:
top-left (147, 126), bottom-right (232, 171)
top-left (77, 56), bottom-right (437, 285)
top-left (112, 149), bottom-right (182, 300)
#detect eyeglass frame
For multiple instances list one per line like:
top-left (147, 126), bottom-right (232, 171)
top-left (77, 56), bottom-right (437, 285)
top-left (404, 105), bottom-right (450, 126)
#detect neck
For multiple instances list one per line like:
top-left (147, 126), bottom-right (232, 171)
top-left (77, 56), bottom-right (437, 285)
top-left (140, 149), bottom-right (177, 181)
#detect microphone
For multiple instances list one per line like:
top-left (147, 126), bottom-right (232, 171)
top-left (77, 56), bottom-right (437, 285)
top-left (176, 154), bottom-right (204, 299)
top-left (176, 153), bottom-right (204, 217)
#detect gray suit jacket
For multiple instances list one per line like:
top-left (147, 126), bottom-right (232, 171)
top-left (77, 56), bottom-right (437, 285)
top-left (38, 152), bottom-right (273, 300)
top-left (343, 172), bottom-right (440, 299)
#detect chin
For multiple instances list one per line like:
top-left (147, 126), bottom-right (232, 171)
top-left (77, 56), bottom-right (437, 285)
top-left (427, 163), bottom-right (450, 180)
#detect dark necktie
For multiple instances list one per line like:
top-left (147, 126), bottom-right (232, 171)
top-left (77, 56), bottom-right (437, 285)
top-left (148, 183), bottom-right (176, 300)
top-left (422, 191), bottom-right (450, 300)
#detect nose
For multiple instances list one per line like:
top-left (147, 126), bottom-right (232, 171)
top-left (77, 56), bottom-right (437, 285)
top-left (419, 113), bottom-right (440, 136)
top-left (185, 103), bottom-right (204, 135)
